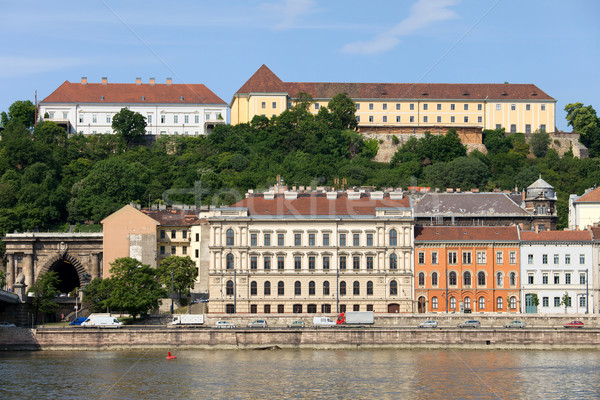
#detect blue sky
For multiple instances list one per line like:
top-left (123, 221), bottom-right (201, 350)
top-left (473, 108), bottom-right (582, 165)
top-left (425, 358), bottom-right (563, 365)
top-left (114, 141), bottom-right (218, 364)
top-left (1, 0), bottom-right (598, 131)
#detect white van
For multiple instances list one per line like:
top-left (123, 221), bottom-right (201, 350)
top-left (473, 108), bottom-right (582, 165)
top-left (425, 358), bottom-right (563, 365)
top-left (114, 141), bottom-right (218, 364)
top-left (313, 316), bottom-right (336, 327)
top-left (81, 314), bottom-right (123, 328)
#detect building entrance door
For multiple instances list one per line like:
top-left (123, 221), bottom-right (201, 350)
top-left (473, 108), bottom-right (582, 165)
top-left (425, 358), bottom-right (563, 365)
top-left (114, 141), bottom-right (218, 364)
top-left (417, 297), bottom-right (426, 313)
top-left (387, 303), bottom-right (399, 313)
top-left (525, 294), bottom-right (538, 313)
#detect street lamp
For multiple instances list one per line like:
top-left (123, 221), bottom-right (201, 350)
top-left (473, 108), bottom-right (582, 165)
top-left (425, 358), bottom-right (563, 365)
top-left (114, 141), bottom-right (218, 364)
top-left (170, 267), bottom-right (174, 314)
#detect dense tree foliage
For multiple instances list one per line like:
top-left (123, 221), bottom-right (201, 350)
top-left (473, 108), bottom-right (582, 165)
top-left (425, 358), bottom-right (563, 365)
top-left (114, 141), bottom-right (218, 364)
top-left (565, 102), bottom-right (600, 157)
top-left (157, 256), bottom-right (198, 300)
top-left (111, 107), bottom-right (147, 146)
top-left (29, 271), bottom-right (60, 323)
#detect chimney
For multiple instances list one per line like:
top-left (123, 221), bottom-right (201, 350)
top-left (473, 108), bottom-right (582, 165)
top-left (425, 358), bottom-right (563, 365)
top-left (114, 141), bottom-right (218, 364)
top-left (101, 77), bottom-right (108, 85)
top-left (166, 77), bottom-right (172, 85)
top-left (81, 77), bottom-right (87, 85)
top-left (136, 77), bottom-right (142, 85)
top-left (149, 77), bottom-right (155, 85)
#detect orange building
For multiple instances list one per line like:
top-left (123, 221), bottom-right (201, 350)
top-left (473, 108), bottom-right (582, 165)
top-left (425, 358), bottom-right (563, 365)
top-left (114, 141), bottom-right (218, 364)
top-left (414, 226), bottom-right (520, 313)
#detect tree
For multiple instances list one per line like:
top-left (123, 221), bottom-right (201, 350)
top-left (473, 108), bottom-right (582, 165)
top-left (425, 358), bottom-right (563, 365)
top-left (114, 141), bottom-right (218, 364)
top-left (28, 271), bottom-right (60, 324)
top-left (530, 131), bottom-right (551, 157)
top-left (529, 293), bottom-right (540, 307)
top-left (0, 267), bottom-right (5, 289)
top-left (564, 102), bottom-right (600, 157)
top-left (157, 256), bottom-right (198, 302)
top-left (82, 278), bottom-right (112, 313)
top-left (2, 100), bottom-right (36, 127)
top-left (560, 291), bottom-right (571, 313)
top-left (111, 108), bottom-right (147, 145)
top-left (326, 93), bottom-right (358, 130)
top-left (107, 258), bottom-right (165, 320)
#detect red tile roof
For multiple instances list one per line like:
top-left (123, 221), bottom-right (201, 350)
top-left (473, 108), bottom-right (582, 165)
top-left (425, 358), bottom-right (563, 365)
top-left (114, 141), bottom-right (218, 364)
top-left (231, 193), bottom-right (410, 216)
top-left (141, 209), bottom-right (200, 226)
top-left (574, 187), bottom-right (600, 203)
top-left (414, 226), bottom-right (520, 241)
top-left (41, 80), bottom-right (227, 105)
top-left (235, 65), bottom-right (554, 101)
top-left (520, 230), bottom-right (592, 242)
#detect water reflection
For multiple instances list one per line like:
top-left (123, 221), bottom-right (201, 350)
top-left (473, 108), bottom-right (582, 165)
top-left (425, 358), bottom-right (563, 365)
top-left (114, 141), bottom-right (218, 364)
top-left (1, 349), bottom-right (600, 399)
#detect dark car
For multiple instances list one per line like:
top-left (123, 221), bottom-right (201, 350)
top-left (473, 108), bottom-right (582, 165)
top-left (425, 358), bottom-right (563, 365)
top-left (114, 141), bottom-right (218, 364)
top-left (564, 320), bottom-right (584, 328)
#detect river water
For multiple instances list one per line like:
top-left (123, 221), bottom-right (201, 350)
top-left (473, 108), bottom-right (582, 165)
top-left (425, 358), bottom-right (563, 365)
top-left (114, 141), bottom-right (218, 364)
top-left (1, 349), bottom-right (599, 399)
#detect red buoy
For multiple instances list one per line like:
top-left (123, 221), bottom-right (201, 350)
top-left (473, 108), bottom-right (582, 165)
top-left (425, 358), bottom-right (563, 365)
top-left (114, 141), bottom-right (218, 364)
top-left (166, 351), bottom-right (177, 360)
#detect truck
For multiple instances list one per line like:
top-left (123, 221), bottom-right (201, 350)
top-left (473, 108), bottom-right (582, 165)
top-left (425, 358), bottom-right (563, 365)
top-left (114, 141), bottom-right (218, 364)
top-left (172, 314), bottom-right (205, 325)
top-left (313, 316), bottom-right (336, 327)
top-left (336, 311), bottom-right (375, 325)
top-left (81, 314), bottom-right (123, 328)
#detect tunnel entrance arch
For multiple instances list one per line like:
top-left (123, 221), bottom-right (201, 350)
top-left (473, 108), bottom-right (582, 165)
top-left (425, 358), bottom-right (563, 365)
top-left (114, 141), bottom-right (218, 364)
top-left (49, 259), bottom-right (81, 294)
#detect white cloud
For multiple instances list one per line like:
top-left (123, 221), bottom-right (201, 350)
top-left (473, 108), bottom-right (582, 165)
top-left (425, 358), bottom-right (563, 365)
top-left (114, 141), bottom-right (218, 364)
top-left (0, 56), bottom-right (93, 78)
top-left (342, 0), bottom-right (460, 55)
top-left (260, 0), bottom-right (317, 30)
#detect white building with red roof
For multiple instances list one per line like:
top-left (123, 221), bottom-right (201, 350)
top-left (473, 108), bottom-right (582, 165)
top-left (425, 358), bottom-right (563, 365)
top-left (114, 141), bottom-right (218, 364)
top-left (39, 77), bottom-right (228, 135)
top-left (569, 187), bottom-right (600, 230)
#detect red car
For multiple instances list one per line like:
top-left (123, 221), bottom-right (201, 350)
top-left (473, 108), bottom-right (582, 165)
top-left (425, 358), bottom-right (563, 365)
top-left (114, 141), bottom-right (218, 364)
top-left (564, 320), bottom-right (584, 328)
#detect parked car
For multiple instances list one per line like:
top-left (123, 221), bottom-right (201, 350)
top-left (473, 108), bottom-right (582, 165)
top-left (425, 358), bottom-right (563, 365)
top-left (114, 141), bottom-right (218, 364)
top-left (0, 322), bottom-right (16, 327)
top-left (418, 320), bottom-right (438, 328)
top-left (458, 320), bottom-right (481, 328)
top-left (69, 317), bottom-right (87, 326)
top-left (215, 320), bottom-right (236, 329)
top-left (247, 319), bottom-right (268, 328)
top-left (287, 320), bottom-right (305, 329)
top-left (564, 320), bottom-right (584, 329)
top-left (504, 320), bottom-right (527, 329)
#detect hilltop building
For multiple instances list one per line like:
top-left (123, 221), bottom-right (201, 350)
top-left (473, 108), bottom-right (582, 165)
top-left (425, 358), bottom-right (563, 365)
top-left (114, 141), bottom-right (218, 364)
top-left (231, 65), bottom-right (556, 145)
top-left (39, 77), bottom-right (228, 135)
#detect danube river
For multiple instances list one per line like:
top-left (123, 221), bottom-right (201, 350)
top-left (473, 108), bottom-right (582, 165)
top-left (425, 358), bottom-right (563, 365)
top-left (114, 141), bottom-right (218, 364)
top-left (1, 349), bottom-right (600, 399)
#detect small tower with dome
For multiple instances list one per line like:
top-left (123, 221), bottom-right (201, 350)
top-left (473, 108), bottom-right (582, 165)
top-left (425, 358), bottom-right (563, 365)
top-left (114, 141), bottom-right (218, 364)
top-left (525, 175), bottom-right (557, 230)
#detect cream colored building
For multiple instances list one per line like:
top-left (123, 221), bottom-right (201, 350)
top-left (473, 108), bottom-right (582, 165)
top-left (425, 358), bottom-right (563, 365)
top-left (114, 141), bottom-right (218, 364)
top-left (202, 188), bottom-right (414, 315)
top-left (231, 65), bottom-right (556, 144)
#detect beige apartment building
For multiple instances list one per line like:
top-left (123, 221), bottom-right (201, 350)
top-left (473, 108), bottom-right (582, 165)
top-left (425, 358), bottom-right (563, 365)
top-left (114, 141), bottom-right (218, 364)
top-left (201, 188), bottom-right (415, 315)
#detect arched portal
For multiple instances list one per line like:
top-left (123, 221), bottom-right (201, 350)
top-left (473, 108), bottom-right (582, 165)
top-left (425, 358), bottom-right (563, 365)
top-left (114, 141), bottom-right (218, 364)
top-left (417, 296), bottom-right (427, 313)
top-left (49, 259), bottom-right (81, 294)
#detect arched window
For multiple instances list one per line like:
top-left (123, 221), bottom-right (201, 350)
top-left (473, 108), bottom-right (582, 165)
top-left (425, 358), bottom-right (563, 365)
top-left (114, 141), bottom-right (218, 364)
top-left (294, 281), bottom-right (301, 295)
top-left (431, 272), bottom-right (438, 286)
top-left (264, 281), bottom-right (271, 296)
top-left (353, 281), bottom-right (360, 295)
top-left (389, 229), bottom-right (398, 246)
top-left (449, 271), bottom-right (457, 285)
top-left (497, 296), bottom-right (503, 310)
top-left (226, 253), bottom-right (234, 269)
top-left (389, 254), bottom-right (397, 270)
top-left (432, 296), bottom-right (438, 309)
top-left (464, 297), bottom-right (471, 310)
top-left (226, 229), bottom-right (234, 246)
top-left (309, 281), bottom-right (315, 295)
top-left (340, 281), bottom-right (346, 296)
top-left (450, 296), bottom-right (456, 310)
top-left (510, 296), bottom-right (517, 309)
top-left (497, 272), bottom-right (503, 287)
top-left (509, 272), bottom-right (516, 286)
top-left (323, 281), bottom-right (330, 296)
top-left (418, 272), bottom-right (425, 286)
top-left (463, 271), bottom-right (471, 286)
top-left (226, 280), bottom-right (234, 295)
top-left (390, 280), bottom-right (398, 295)
top-left (250, 281), bottom-right (257, 295)
top-left (278, 281), bottom-right (284, 296)
top-left (478, 271), bottom-right (486, 286)
top-left (367, 281), bottom-right (373, 295)
top-left (478, 296), bottom-right (485, 310)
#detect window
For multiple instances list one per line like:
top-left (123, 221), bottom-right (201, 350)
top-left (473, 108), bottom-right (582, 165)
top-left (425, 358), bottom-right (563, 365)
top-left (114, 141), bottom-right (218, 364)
top-left (396, 103), bottom-right (401, 110)
top-left (161, 114), bottom-right (166, 123)
top-left (314, 103), bottom-right (320, 110)
top-left (264, 233), bottom-right (271, 246)
top-left (369, 103), bottom-right (374, 110)
top-left (250, 281), bottom-right (257, 295)
top-left (580, 273), bottom-right (586, 284)
top-left (432, 297), bottom-right (438, 309)
top-left (308, 233), bottom-right (315, 246)
top-left (250, 256), bottom-right (258, 270)
top-left (356, 103), bottom-right (360, 110)
top-left (497, 272), bottom-right (503, 287)
top-left (353, 256), bottom-right (360, 270)
top-left (323, 281), bottom-right (330, 295)
top-left (450, 104), bottom-right (455, 111)
top-left (264, 305), bottom-right (271, 313)
top-left (450, 296), bottom-right (456, 310)
top-left (410, 103), bottom-right (415, 111)
top-left (382, 116), bottom-right (387, 123)
top-left (510, 272), bottom-right (516, 286)
top-left (554, 274), bottom-right (560, 284)
top-left (278, 256), bottom-right (284, 270)
top-left (510, 124), bottom-right (516, 133)
top-left (322, 304), bottom-right (331, 313)
top-left (418, 252), bottom-right (425, 264)
top-left (423, 116), bottom-right (428, 123)
top-left (437, 103), bottom-right (442, 110)
top-left (174, 115), bottom-right (179, 123)
top-left (160, 230), bottom-right (166, 239)
top-left (423, 104), bottom-right (428, 110)
top-left (580, 296), bottom-right (586, 308)
top-left (264, 256), bottom-right (271, 270)
top-left (353, 233), bottom-right (359, 246)
top-left (509, 252), bottom-right (516, 264)
top-left (566, 296), bottom-right (572, 307)
top-left (383, 103), bottom-right (387, 110)
top-left (580, 254), bottom-right (586, 264)
top-left (396, 116), bottom-right (401, 123)
top-left (526, 104), bottom-right (531, 111)
top-left (309, 256), bottom-right (315, 270)
top-left (449, 271), bottom-right (457, 285)
top-left (431, 272), bottom-right (438, 286)
top-left (160, 246), bottom-right (165, 255)
top-left (226, 229), bottom-right (234, 246)
top-left (182, 246), bottom-right (187, 255)
top-left (278, 233), bottom-right (284, 246)
top-left (323, 233), bottom-right (329, 246)
top-left (464, 297), bottom-right (471, 310)
top-left (195, 249), bottom-right (198, 258)
top-left (278, 281), bottom-right (284, 295)
top-left (510, 104), bottom-right (516, 111)
top-left (294, 256), bottom-right (301, 270)
top-left (565, 273), bottom-right (571, 284)
top-left (528, 254), bottom-right (534, 264)
top-left (437, 116), bottom-right (442, 123)
top-left (250, 233), bottom-right (257, 246)
top-left (226, 280), bottom-right (234, 295)
top-left (92, 114), bottom-right (97, 123)
top-left (497, 297), bottom-right (503, 310)
top-left (353, 281), bottom-right (360, 295)
top-left (295, 233), bottom-right (301, 246)
top-left (293, 304), bottom-right (302, 313)
top-left (309, 281), bottom-right (315, 295)
top-left (261, 102), bottom-right (266, 109)
top-left (367, 281), bottom-right (373, 295)
top-left (323, 256), bottom-right (330, 270)
top-left (448, 252), bottom-right (457, 264)
top-left (339, 256), bottom-right (346, 270)
top-left (226, 254), bottom-right (234, 269)
top-left (463, 104), bottom-right (468, 111)
top-left (565, 254), bottom-right (571, 264)
top-left (270, 101), bottom-right (276, 109)
top-left (390, 280), bottom-right (397, 295)
top-left (79, 114), bottom-right (83, 123)
top-left (543, 297), bottom-right (549, 307)
top-left (418, 272), bottom-right (425, 286)
top-left (171, 230), bottom-right (176, 239)
top-left (340, 281), bottom-right (346, 296)
top-left (528, 274), bottom-right (534, 284)
top-left (366, 233), bottom-right (373, 246)
top-left (431, 252), bottom-right (438, 264)
top-left (356, 116), bottom-right (360, 122)
top-left (525, 124), bottom-right (531, 134)
top-left (464, 116), bottom-right (469, 123)
top-left (496, 124), bottom-right (501, 130)
top-left (366, 256), bottom-right (373, 270)
top-left (496, 104), bottom-right (501, 111)
top-left (554, 297), bottom-right (560, 307)
top-left (542, 254), bottom-right (548, 264)
top-left (542, 273), bottom-right (548, 284)
top-left (496, 252), bottom-right (503, 264)
top-left (451, 116), bottom-right (455, 123)
top-left (540, 124), bottom-right (546, 132)
top-left (477, 116), bottom-right (482, 123)
top-left (462, 252), bottom-right (472, 264)
top-left (541, 104), bottom-right (546, 111)
top-left (106, 115), bottom-right (111, 123)
top-left (194, 115), bottom-right (199, 124)
top-left (477, 104), bottom-right (482, 111)
top-left (339, 234), bottom-right (346, 246)
top-left (389, 229), bottom-right (397, 246)
top-left (389, 254), bottom-right (397, 270)
top-left (478, 297), bottom-right (485, 310)
top-left (294, 281), bottom-right (301, 295)
top-left (410, 116), bottom-right (415, 123)
top-left (463, 272), bottom-right (471, 286)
